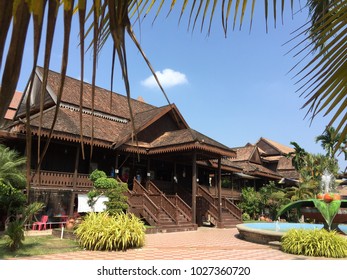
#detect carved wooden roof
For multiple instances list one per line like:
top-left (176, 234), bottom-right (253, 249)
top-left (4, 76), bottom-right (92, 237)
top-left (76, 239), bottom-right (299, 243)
top-left (7, 67), bottom-right (236, 159)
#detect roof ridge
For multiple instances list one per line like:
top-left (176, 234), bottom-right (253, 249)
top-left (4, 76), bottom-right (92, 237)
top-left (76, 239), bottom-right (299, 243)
top-left (36, 66), bottom-right (156, 108)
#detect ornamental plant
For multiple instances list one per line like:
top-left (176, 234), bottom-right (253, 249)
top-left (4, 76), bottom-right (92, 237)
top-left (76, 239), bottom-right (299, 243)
top-left (75, 212), bottom-right (146, 251)
top-left (281, 229), bottom-right (347, 258)
top-left (4, 202), bottom-right (44, 251)
top-left (88, 169), bottom-right (128, 214)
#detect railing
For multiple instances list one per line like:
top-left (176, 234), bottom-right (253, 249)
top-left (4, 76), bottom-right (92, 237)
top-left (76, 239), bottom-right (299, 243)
top-left (197, 186), bottom-right (219, 221)
top-left (199, 185), bottom-right (241, 200)
top-left (133, 179), bottom-right (149, 194)
top-left (148, 181), bottom-right (194, 223)
top-left (133, 179), bottom-right (177, 223)
top-left (30, 170), bottom-right (93, 190)
top-left (133, 179), bottom-right (195, 225)
top-left (147, 181), bottom-right (162, 195)
top-left (167, 195), bottom-right (192, 221)
top-left (198, 185), bottom-right (242, 223)
top-left (223, 197), bottom-right (242, 219)
top-left (126, 190), bottom-right (160, 224)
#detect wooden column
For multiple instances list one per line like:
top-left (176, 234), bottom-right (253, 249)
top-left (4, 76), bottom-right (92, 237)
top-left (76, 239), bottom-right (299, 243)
top-left (173, 161), bottom-right (177, 194)
top-left (231, 173), bottom-right (234, 202)
top-left (69, 145), bottom-right (80, 216)
top-left (217, 156), bottom-right (222, 224)
top-left (214, 170), bottom-right (218, 197)
top-left (146, 158), bottom-right (151, 188)
top-left (115, 151), bottom-right (119, 178)
top-left (192, 151), bottom-right (197, 224)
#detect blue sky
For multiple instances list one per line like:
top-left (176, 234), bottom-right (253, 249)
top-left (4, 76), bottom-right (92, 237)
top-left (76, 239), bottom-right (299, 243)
top-left (13, 2), bottom-right (346, 171)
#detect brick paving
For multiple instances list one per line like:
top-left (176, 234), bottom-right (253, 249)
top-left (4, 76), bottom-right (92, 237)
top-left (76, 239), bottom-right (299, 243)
top-left (11, 227), bottom-right (336, 260)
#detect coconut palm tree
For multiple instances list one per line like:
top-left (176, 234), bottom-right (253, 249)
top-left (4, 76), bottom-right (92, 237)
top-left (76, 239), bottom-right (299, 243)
top-left (0, 144), bottom-right (27, 230)
top-left (288, 141), bottom-right (308, 171)
top-left (0, 144), bottom-right (26, 190)
top-left (316, 126), bottom-right (346, 159)
top-left (0, 0), bottom-right (346, 186)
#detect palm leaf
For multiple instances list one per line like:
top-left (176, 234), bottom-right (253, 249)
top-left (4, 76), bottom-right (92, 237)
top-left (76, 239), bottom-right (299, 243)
top-left (78, 0), bottom-right (86, 160)
top-left (292, 1), bottom-right (347, 151)
top-left (38, 0), bottom-right (75, 169)
top-left (0, 0), bottom-right (13, 70)
top-left (0, 0), bottom-right (31, 126)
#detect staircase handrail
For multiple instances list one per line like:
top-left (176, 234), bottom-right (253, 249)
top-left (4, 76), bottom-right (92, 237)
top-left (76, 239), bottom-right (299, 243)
top-left (223, 197), bottom-right (242, 219)
top-left (197, 185), bottom-right (216, 205)
top-left (148, 194), bottom-right (179, 224)
top-left (148, 180), bottom-right (192, 222)
top-left (197, 185), bottom-right (219, 220)
top-left (133, 179), bottom-right (149, 194)
top-left (147, 181), bottom-right (162, 195)
top-left (126, 190), bottom-right (160, 223)
top-left (198, 185), bottom-right (241, 217)
top-left (166, 194), bottom-right (192, 222)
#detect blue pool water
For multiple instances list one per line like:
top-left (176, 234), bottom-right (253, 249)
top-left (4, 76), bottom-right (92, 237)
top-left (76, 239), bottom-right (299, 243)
top-left (243, 222), bottom-right (347, 234)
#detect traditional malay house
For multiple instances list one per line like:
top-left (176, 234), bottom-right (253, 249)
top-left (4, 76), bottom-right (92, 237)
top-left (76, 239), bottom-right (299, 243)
top-left (202, 138), bottom-right (299, 201)
top-left (255, 138), bottom-right (300, 185)
top-left (205, 144), bottom-right (283, 198)
top-left (1, 67), bottom-right (243, 231)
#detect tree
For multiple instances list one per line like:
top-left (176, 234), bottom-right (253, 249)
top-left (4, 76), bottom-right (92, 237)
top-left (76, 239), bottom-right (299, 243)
top-left (239, 187), bottom-right (261, 220)
top-left (0, 0), bottom-right (346, 174)
top-left (258, 182), bottom-right (289, 220)
top-left (287, 141), bottom-right (308, 171)
top-left (0, 144), bottom-right (26, 189)
top-left (316, 126), bottom-right (346, 159)
top-left (0, 144), bottom-right (27, 230)
top-left (88, 169), bottom-right (128, 214)
top-left (4, 202), bottom-right (44, 251)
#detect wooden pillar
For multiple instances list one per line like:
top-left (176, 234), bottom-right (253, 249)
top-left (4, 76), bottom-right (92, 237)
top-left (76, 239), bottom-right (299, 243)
top-left (146, 158), bottom-right (151, 187)
top-left (231, 173), bottom-right (234, 202)
top-left (24, 141), bottom-right (31, 202)
top-left (192, 151), bottom-right (197, 224)
top-left (115, 151), bottom-right (119, 178)
top-left (214, 170), bottom-right (218, 197)
top-left (173, 161), bottom-right (177, 194)
top-left (217, 157), bottom-right (222, 224)
top-left (69, 145), bottom-right (80, 216)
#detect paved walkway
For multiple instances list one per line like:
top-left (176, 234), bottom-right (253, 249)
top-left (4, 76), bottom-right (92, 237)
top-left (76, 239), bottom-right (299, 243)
top-left (15, 227), bottom-right (331, 260)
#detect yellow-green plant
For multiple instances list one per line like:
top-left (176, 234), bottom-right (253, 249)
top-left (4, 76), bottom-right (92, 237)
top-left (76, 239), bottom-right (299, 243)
top-left (74, 212), bottom-right (145, 251)
top-left (281, 229), bottom-right (347, 258)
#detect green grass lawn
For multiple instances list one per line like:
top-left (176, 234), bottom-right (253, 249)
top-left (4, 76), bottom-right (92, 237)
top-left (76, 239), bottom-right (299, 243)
top-left (0, 235), bottom-right (81, 259)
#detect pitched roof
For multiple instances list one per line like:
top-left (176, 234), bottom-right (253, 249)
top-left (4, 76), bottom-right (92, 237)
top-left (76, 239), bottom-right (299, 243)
top-left (121, 128), bottom-right (236, 158)
top-left (4, 90), bottom-right (23, 120)
top-left (229, 145), bottom-right (262, 164)
top-left (7, 68), bottom-right (235, 159)
top-left (12, 106), bottom-right (126, 147)
top-left (113, 104), bottom-right (188, 148)
top-left (36, 66), bottom-right (155, 119)
top-left (257, 137), bottom-right (294, 156)
top-left (211, 158), bottom-right (281, 179)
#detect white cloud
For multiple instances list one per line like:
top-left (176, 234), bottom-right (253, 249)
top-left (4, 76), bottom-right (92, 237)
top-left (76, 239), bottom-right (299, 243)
top-left (141, 68), bottom-right (188, 89)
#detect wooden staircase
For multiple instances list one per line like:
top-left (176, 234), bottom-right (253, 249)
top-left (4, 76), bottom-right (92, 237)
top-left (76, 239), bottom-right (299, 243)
top-left (197, 185), bottom-right (242, 228)
top-left (126, 180), bottom-right (197, 232)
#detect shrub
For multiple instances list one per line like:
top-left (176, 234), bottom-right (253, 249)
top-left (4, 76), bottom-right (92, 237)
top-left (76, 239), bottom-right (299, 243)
top-left (75, 212), bottom-right (146, 251)
top-left (281, 229), bottom-right (347, 258)
top-left (88, 169), bottom-right (128, 214)
top-left (4, 202), bottom-right (44, 251)
top-left (4, 220), bottom-right (25, 251)
top-left (242, 212), bottom-right (250, 221)
top-left (89, 169), bottom-right (107, 183)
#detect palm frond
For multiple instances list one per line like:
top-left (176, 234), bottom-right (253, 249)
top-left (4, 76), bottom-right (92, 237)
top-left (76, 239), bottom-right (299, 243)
top-left (291, 1), bottom-right (347, 152)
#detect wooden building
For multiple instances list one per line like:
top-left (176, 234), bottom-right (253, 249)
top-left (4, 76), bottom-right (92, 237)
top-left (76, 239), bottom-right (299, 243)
top-left (1, 67), bottom-right (244, 231)
top-left (1, 68), bottom-right (299, 231)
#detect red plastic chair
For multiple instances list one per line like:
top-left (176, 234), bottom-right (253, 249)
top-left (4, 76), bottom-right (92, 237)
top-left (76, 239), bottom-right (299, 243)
top-left (32, 215), bottom-right (49, 230)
